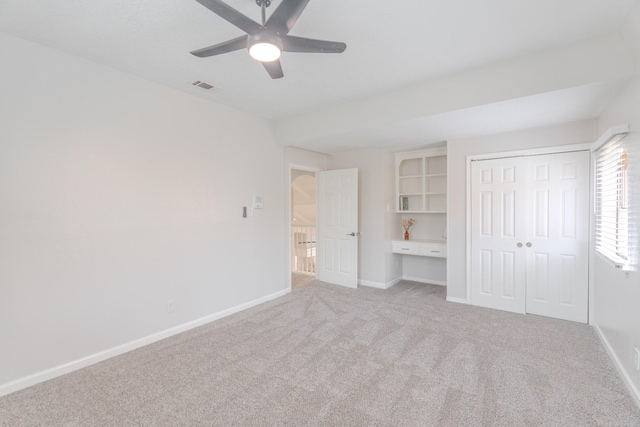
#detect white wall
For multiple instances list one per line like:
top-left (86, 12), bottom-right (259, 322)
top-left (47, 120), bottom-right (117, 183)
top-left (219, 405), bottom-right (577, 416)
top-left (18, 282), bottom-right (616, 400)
top-left (0, 33), bottom-right (286, 391)
top-left (328, 149), bottom-right (401, 288)
top-left (402, 213), bottom-right (447, 241)
top-left (384, 152), bottom-right (403, 284)
top-left (446, 120), bottom-right (595, 301)
top-left (284, 147), bottom-right (328, 171)
top-left (593, 2), bottom-right (640, 404)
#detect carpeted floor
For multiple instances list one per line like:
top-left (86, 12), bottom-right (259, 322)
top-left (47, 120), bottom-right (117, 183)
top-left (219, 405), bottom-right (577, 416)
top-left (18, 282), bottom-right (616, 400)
top-left (1, 277), bottom-right (639, 426)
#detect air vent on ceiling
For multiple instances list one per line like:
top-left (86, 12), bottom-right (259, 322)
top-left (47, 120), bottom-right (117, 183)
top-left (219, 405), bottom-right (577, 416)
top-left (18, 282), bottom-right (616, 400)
top-left (192, 80), bottom-right (214, 90)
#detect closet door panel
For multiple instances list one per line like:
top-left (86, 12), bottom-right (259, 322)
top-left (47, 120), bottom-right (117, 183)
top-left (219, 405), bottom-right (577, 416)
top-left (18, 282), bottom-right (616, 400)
top-left (471, 158), bottom-right (527, 314)
top-left (525, 152), bottom-right (589, 323)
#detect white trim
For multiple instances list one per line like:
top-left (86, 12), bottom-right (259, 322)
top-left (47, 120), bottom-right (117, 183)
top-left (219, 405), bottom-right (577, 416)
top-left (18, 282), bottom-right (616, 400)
top-left (359, 277), bottom-right (402, 289)
top-left (466, 154), bottom-right (473, 304)
top-left (591, 124), bottom-right (630, 152)
top-left (596, 251), bottom-right (628, 271)
top-left (387, 277), bottom-right (403, 288)
top-left (588, 151), bottom-right (596, 325)
top-left (465, 144), bottom-right (592, 310)
top-left (358, 279), bottom-right (387, 289)
top-left (360, 276), bottom-right (446, 289)
top-left (0, 288), bottom-right (289, 398)
top-left (593, 323), bottom-right (640, 408)
top-left (403, 276), bottom-right (446, 286)
top-left (467, 143), bottom-right (593, 162)
top-left (446, 296), bottom-right (468, 304)
top-left (289, 164), bottom-right (322, 173)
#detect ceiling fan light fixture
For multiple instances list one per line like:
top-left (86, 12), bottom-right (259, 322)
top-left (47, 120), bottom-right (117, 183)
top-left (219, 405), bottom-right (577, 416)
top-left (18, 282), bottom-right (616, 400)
top-left (247, 33), bottom-right (282, 62)
top-left (249, 42), bottom-right (281, 62)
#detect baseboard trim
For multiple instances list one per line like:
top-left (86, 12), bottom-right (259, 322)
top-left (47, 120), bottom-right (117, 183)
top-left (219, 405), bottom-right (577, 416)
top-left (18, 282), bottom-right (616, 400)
top-left (387, 277), bottom-right (402, 288)
top-left (402, 276), bottom-right (446, 286)
top-left (0, 288), bottom-right (289, 398)
top-left (359, 277), bottom-right (402, 289)
top-left (593, 323), bottom-right (640, 408)
top-left (446, 296), bottom-right (468, 304)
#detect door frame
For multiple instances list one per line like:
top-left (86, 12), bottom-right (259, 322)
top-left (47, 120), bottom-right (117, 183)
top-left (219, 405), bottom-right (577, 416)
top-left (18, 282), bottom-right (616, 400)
top-left (464, 143), bottom-right (594, 322)
top-left (287, 164), bottom-right (321, 292)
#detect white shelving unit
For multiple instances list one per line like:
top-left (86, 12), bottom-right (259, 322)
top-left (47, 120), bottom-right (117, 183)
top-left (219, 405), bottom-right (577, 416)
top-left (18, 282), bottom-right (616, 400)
top-left (395, 147), bottom-right (447, 213)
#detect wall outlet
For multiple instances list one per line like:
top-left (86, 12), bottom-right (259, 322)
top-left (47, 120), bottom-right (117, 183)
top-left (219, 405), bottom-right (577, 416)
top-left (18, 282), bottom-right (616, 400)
top-left (633, 347), bottom-right (640, 371)
top-left (166, 299), bottom-right (175, 314)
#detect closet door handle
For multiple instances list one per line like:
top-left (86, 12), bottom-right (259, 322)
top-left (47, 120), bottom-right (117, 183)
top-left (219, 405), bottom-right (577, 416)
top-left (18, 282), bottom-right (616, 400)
top-left (526, 242), bottom-right (532, 247)
top-left (517, 242), bottom-right (523, 248)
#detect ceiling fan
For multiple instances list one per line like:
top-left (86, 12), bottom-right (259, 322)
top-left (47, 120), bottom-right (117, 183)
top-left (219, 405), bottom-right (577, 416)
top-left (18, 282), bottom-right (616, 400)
top-left (190, 0), bottom-right (347, 79)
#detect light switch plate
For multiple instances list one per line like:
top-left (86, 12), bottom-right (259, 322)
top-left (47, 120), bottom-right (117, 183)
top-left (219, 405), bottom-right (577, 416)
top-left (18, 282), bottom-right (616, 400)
top-left (253, 195), bottom-right (263, 209)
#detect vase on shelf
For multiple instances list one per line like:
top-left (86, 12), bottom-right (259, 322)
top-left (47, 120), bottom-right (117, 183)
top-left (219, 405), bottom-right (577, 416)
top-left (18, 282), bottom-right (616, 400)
top-left (402, 218), bottom-right (415, 241)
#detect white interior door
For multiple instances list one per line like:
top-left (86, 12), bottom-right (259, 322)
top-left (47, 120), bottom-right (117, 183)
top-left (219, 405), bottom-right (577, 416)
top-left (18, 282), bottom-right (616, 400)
top-left (470, 151), bottom-right (590, 323)
top-left (471, 157), bottom-right (528, 313)
top-left (318, 168), bottom-right (358, 288)
top-left (525, 151), bottom-right (590, 323)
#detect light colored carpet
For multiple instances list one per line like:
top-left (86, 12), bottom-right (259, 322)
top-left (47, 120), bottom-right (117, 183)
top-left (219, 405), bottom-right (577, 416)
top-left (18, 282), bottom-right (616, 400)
top-left (1, 278), bottom-right (639, 426)
top-left (292, 272), bottom-right (316, 289)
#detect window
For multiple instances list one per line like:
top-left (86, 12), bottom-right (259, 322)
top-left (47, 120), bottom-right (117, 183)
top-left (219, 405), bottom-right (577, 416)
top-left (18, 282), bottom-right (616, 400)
top-left (594, 128), bottom-right (637, 271)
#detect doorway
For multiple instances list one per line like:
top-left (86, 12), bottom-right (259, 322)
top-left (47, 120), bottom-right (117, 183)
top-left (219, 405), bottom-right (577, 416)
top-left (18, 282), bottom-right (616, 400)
top-left (291, 169), bottom-right (317, 287)
top-left (287, 166), bottom-right (360, 291)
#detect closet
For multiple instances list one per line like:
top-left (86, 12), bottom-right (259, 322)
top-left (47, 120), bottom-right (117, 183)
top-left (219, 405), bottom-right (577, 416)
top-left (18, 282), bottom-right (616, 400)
top-left (470, 150), bottom-right (590, 323)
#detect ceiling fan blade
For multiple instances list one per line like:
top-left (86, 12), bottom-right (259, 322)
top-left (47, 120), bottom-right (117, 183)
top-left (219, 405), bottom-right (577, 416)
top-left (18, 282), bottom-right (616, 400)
top-left (190, 35), bottom-right (248, 57)
top-left (262, 60), bottom-right (284, 79)
top-left (265, 0), bottom-right (311, 34)
top-left (195, 0), bottom-right (263, 34)
top-left (282, 35), bottom-right (347, 53)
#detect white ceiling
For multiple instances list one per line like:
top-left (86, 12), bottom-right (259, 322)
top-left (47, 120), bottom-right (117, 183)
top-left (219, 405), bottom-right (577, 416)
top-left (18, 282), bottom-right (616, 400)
top-left (0, 0), bottom-right (638, 152)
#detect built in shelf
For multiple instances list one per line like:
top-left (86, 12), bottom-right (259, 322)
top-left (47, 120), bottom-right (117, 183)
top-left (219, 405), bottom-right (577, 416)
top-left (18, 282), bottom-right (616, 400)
top-left (396, 147), bottom-right (447, 213)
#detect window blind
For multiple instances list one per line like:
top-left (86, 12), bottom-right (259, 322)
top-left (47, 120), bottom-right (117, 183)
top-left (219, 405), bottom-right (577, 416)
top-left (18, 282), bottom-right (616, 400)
top-left (595, 129), bottom-right (638, 271)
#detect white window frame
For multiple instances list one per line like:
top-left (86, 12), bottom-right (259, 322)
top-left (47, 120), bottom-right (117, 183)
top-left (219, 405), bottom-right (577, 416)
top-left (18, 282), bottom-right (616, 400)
top-left (593, 124), bottom-right (636, 271)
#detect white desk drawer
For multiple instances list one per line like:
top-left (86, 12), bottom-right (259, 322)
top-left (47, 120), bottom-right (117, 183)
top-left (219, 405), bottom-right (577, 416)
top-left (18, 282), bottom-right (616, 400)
top-left (392, 240), bottom-right (446, 258)
top-left (419, 244), bottom-right (446, 258)
top-left (392, 241), bottom-right (420, 255)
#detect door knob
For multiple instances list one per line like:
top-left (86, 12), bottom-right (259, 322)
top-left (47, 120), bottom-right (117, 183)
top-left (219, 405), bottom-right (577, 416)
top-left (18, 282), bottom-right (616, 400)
top-left (347, 232), bottom-right (361, 237)
top-left (526, 242), bottom-right (532, 247)
top-left (517, 242), bottom-right (523, 247)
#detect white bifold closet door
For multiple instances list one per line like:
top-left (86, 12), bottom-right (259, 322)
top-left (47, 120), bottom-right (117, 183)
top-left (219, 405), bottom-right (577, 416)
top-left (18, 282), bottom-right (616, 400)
top-left (470, 151), bottom-right (590, 323)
